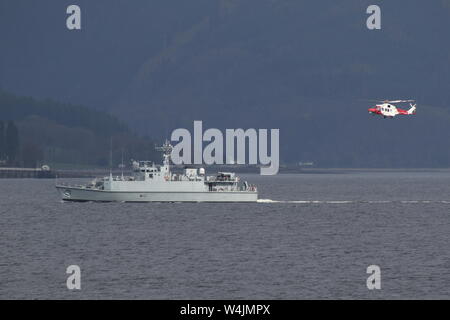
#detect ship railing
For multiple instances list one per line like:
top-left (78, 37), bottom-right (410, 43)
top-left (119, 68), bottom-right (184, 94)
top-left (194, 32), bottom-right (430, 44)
top-left (56, 182), bottom-right (87, 188)
top-left (206, 177), bottom-right (238, 182)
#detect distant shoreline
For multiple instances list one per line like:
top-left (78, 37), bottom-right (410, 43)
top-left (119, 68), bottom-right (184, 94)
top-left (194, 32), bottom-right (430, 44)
top-left (3, 166), bottom-right (450, 179)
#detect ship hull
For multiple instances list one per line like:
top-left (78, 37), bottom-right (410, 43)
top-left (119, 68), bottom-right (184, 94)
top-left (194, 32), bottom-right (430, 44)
top-left (56, 185), bottom-right (258, 202)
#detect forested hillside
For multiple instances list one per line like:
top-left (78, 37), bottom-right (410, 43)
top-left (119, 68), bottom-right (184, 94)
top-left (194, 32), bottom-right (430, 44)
top-left (0, 91), bottom-right (158, 168)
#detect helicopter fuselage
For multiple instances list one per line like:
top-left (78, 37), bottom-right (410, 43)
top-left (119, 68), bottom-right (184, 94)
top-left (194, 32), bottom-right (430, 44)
top-left (368, 102), bottom-right (416, 118)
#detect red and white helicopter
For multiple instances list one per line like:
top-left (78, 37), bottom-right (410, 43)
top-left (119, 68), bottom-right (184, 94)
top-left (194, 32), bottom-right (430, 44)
top-left (368, 99), bottom-right (417, 118)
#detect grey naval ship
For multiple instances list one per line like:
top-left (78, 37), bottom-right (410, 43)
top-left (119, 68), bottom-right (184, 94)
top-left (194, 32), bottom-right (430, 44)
top-left (56, 141), bottom-right (258, 202)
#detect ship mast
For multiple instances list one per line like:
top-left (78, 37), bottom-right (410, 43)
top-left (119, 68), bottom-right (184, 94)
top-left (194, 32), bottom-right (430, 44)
top-left (156, 140), bottom-right (173, 176)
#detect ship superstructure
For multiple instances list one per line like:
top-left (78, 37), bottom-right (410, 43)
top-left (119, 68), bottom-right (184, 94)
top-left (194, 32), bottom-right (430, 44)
top-left (56, 141), bottom-right (258, 202)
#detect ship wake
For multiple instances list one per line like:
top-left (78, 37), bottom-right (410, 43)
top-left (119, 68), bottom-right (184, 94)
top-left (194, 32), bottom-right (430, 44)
top-left (257, 199), bottom-right (450, 204)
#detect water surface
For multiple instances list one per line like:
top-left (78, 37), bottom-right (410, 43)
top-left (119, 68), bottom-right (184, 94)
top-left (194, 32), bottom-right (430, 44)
top-left (1, 171), bottom-right (449, 299)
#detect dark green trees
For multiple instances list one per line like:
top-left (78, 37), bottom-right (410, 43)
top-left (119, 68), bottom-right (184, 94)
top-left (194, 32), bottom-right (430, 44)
top-left (0, 121), bottom-right (4, 162)
top-left (0, 120), bottom-right (20, 166)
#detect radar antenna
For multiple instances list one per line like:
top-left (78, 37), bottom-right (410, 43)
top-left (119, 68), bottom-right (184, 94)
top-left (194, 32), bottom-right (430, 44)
top-left (156, 139), bottom-right (173, 167)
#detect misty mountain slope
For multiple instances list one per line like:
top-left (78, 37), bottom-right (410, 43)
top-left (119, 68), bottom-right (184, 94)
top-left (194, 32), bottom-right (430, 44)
top-left (109, 0), bottom-right (450, 166)
top-left (0, 0), bottom-right (215, 108)
top-left (2, 1), bottom-right (450, 166)
top-left (111, 1), bottom-right (450, 118)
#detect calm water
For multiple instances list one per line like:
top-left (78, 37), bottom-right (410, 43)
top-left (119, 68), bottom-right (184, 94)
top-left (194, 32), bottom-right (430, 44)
top-left (1, 171), bottom-right (449, 299)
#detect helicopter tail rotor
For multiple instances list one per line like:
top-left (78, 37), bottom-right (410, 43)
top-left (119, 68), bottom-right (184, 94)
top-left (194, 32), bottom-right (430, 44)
top-left (407, 103), bottom-right (417, 114)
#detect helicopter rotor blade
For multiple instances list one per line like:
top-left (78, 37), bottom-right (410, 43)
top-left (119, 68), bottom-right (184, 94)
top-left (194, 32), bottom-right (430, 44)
top-left (381, 99), bottom-right (415, 103)
top-left (359, 98), bottom-right (415, 103)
